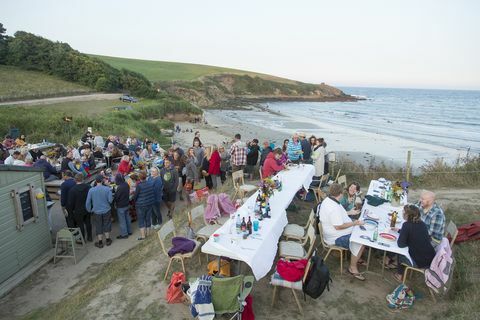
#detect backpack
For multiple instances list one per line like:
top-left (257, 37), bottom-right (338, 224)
top-left (386, 284), bottom-right (415, 309)
top-left (302, 254), bottom-right (332, 299)
top-left (166, 272), bottom-right (186, 304)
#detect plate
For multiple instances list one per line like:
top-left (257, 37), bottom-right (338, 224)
top-left (379, 233), bottom-right (397, 241)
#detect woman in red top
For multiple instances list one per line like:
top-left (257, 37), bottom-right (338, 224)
top-left (262, 148), bottom-right (286, 178)
top-left (208, 144), bottom-right (222, 189)
top-left (118, 155), bottom-right (133, 176)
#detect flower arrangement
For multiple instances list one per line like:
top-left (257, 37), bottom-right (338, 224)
top-left (258, 177), bottom-right (282, 198)
top-left (391, 181), bottom-right (408, 202)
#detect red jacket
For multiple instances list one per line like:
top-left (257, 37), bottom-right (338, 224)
top-left (208, 150), bottom-right (221, 175)
top-left (262, 152), bottom-right (284, 178)
top-left (118, 159), bottom-right (132, 176)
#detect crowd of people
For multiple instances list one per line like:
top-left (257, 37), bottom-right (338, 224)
top-left (2, 128), bottom-right (446, 283)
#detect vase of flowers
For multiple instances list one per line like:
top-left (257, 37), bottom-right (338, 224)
top-left (391, 181), bottom-right (407, 207)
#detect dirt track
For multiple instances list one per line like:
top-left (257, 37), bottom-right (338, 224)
top-left (0, 93), bottom-right (122, 106)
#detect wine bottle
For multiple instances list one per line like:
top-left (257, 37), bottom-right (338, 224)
top-left (236, 214), bottom-right (242, 234)
top-left (247, 216), bottom-right (252, 234)
top-left (241, 217), bottom-right (247, 233)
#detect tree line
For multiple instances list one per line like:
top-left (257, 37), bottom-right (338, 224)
top-left (0, 23), bottom-right (158, 98)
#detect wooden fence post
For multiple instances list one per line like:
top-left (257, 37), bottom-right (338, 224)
top-left (406, 151), bottom-right (412, 182)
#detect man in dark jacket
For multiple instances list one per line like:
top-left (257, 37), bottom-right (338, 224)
top-left (300, 133), bottom-right (312, 164)
top-left (33, 155), bottom-right (59, 181)
top-left (60, 171), bottom-right (76, 228)
top-left (150, 167), bottom-right (164, 229)
top-left (134, 171), bottom-right (155, 240)
top-left (67, 174), bottom-right (92, 241)
top-left (160, 158), bottom-right (179, 219)
top-left (114, 173), bottom-right (131, 239)
top-left (246, 139), bottom-right (260, 180)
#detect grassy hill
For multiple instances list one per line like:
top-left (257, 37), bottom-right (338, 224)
top-left (91, 54), bottom-right (297, 83)
top-left (0, 65), bottom-right (93, 101)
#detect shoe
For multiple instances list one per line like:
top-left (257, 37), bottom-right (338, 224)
top-left (137, 237), bottom-right (145, 241)
top-left (154, 224), bottom-right (162, 230)
top-left (106, 238), bottom-right (112, 246)
top-left (128, 233), bottom-right (132, 236)
top-left (116, 235), bottom-right (128, 239)
top-left (95, 241), bottom-right (104, 248)
top-left (348, 268), bottom-right (365, 281)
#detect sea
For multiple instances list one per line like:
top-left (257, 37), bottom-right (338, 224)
top-left (210, 87), bottom-right (480, 168)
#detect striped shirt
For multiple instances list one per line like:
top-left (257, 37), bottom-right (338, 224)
top-left (417, 202), bottom-right (445, 242)
top-left (287, 140), bottom-right (303, 161)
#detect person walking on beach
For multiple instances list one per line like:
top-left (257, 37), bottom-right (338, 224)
top-left (134, 171), bottom-right (155, 240)
top-left (229, 133), bottom-right (247, 172)
top-left (67, 173), bottom-right (92, 242)
top-left (114, 173), bottom-right (131, 239)
top-left (86, 175), bottom-right (113, 248)
top-left (150, 167), bottom-right (164, 229)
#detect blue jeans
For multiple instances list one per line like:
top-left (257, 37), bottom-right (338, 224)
top-left (335, 234), bottom-right (351, 249)
top-left (116, 206), bottom-right (131, 236)
top-left (137, 205), bottom-right (153, 229)
top-left (152, 202), bottom-right (163, 225)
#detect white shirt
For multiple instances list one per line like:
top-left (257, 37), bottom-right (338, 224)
top-left (319, 196), bottom-right (353, 245)
top-left (4, 155), bottom-right (15, 165)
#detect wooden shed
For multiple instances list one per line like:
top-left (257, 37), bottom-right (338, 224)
top-left (0, 166), bottom-right (52, 296)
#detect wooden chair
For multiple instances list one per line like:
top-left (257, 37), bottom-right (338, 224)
top-left (157, 220), bottom-right (201, 280)
top-left (337, 175), bottom-right (347, 188)
top-left (231, 170), bottom-right (257, 200)
top-left (310, 174), bottom-right (329, 202)
top-left (317, 221), bottom-right (348, 274)
top-left (53, 228), bottom-right (87, 264)
top-left (282, 209), bottom-right (315, 242)
top-left (445, 221), bottom-right (458, 246)
top-left (188, 204), bottom-right (221, 243)
top-left (279, 225), bottom-right (316, 261)
top-left (271, 258), bottom-right (312, 314)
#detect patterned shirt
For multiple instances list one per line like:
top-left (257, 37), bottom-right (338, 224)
top-left (416, 202), bottom-right (445, 242)
top-left (286, 140), bottom-right (303, 161)
top-left (229, 141), bottom-right (247, 166)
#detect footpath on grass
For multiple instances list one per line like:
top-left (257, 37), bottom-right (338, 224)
top-left (0, 93), bottom-right (122, 106)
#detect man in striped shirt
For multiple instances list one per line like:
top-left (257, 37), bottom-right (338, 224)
top-left (229, 133), bottom-right (247, 172)
top-left (417, 190), bottom-right (445, 247)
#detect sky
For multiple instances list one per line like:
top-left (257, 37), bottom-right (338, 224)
top-left (2, 0), bottom-right (480, 90)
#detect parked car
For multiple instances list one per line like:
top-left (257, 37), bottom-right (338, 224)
top-left (119, 95), bottom-right (138, 103)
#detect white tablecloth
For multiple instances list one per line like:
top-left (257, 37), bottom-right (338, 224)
top-left (201, 164), bottom-right (315, 280)
top-left (350, 180), bottom-right (413, 264)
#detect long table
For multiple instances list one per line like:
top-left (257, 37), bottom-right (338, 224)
top-left (201, 164), bottom-right (315, 280)
top-left (350, 180), bottom-right (412, 273)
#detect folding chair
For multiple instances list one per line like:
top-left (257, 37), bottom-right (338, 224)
top-left (279, 224), bottom-right (316, 261)
top-left (231, 170), bottom-right (257, 200)
top-left (283, 209), bottom-right (315, 242)
top-left (211, 275), bottom-right (254, 320)
top-left (271, 259), bottom-right (312, 314)
top-left (317, 221), bottom-right (348, 274)
top-left (337, 175), bottom-right (347, 189)
top-left (157, 220), bottom-right (201, 280)
top-left (445, 221), bottom-right (458, 246)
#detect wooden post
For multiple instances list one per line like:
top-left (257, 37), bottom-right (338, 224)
top-left (406, 151), bottom-right (412, 182)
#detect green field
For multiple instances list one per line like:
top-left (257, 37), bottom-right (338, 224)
top-left (91, 54), bottom-right (296, 83)
top-left (0, 65), bottom-right (93, 101)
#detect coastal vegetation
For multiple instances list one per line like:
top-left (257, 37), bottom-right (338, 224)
top-left (0, 97), bottom-right (201, 145)
top-left (0, 65), bottom-right (93, 101)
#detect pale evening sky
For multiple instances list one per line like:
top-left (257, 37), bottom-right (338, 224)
top-left (2, 0), bottom-right (480, 90)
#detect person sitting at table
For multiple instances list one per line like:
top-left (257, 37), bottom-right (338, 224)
top-left (416, 190), bottom-right (446, 247)
top-left (392, 204), bottom-right (436, 282)
top-left (340, 182), bottom-right (362, 216)
top-left (34, 155), bottom-right (59, 181)
top-left (61, 151), bottom-right (77, 172)
top-left (29, 148), bottom-right (44, 163)
top-left (118, 155), bottom-right (133, 176)
top-left (4, 150), bottom-right (20, 165)
top-left (262, 148), bottom-right (286, 178)
top-left (93, 146), bottom-right (104, 160)
top-left (141, 143), bottom-right (156, 160)
top-left (83, 148), bottom-right (96, 170)
top-left (15, 134), bottom-right (27, 147)
top-left (132, 147), bottom-right (145, 166)
top-left (2, 135), bottom-right (15, 149)
top-left (319, 183), bottom-right (366, 281)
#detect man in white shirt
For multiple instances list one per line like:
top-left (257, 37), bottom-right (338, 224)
top-left (4, 150), bottom-right (20, 165)
top-left (319, 183), bottom-right (366, 280)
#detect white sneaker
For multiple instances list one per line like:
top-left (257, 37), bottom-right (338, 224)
top-left (153, 224), bottom-right (161, 230)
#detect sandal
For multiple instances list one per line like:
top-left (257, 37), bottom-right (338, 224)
top-left (379, 259), bottom-right (397, 270)
top-left (348, 268), bottom-right (366, 281)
